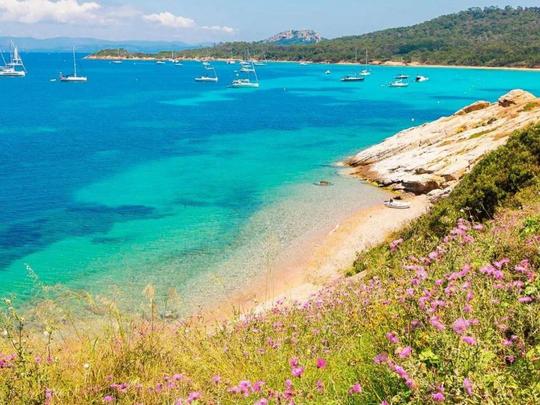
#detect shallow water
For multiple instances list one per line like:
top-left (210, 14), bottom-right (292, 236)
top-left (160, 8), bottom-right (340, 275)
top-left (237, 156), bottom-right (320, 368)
top-left (1, 55), bottom-right (539, 311)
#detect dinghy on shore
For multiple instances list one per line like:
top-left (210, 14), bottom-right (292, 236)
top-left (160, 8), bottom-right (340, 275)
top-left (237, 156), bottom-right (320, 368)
top-left (384, 199), bottom-right (411, 209)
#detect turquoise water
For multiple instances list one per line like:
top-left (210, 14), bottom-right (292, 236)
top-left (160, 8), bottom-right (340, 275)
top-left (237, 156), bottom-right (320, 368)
top-left (1, 54), bottom-right (539, 312)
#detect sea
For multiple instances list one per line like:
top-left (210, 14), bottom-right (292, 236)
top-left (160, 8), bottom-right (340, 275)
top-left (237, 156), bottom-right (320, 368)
top-left (1, 54), bottom-right (539, 314)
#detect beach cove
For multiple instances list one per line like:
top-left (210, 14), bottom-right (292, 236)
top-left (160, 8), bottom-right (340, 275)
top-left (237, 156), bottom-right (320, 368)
top-left (1, 54), bottom-right (540, 317)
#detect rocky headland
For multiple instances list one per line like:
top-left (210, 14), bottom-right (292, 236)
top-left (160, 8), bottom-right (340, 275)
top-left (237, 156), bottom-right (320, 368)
top-left (346, 89), bottom-right (540, 199)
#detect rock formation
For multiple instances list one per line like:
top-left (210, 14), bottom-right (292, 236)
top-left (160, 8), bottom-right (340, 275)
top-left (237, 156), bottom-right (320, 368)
top-left (346, 90), bottom-right (540, 199)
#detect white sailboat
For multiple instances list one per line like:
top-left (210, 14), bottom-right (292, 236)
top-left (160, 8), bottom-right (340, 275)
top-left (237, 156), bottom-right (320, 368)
top-left (0, 41), bottom-right (26, 77)
top-left (230, 60), bottom-right (259, 88)
top-left (194, 62), bottom-right (218, 82)
top-left (341, 48), bottom-right (364, 82)
top-left (389, 79), bottom-right (409, 87)
top-left (60, 47), bottom-right (87, 82)
top-left (360, 49), bottom-right (371, 76)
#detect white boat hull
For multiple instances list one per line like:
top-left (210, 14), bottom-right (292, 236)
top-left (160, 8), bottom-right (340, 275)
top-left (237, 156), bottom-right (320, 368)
top-left (60, 76), bottom-right (88, 82)
top-left (0, 70), bottom-right (25, 77)
top-left (231, 81), bottom-right (259, 88)
top-left (195, 77), bottom-right (218, 82)
top-left (384, 200), bottom-right (411, 209)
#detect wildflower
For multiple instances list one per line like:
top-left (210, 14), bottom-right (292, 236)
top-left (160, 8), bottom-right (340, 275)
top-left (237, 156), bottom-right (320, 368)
top-left (385, 331), bottom-right (400, 344)
top-left (316, 358), bottom-right (327, 369)
top-left (518, 296), bottom-right (533, 303)
top-left (289, 357), bottom-right (299, 367)
top-left (291, 366), bottom-right (304, 377)
top-left (316, 380), bottom-right (324, 393)
top-left (349, 383), bottom-right (362, 394)
top-left (452, 318), bottom-right (471, 335)
top-left (44, 388), bottom-right (53, 405)
top-left (505, 355), bottom-right (516, 364)
top-left (462, 336), bottom-right (477, 345)
top-left (187, 392), bottom-right (200, 403)
top-left (374, 352), bottom-right (388, 364)
top-left (463, 378), bottom-right (473, 396)
top-left (432, 391), bottom-right (445, 402)
top-left (397, 346), bottom-right (413, 359)
top-left (472, 223), bottom-right (484, 231)
top-left (103, 396), bottom-right (114, 403)
top-left (430, 316), bottom-right (445, 331)
top-left (381, 401), bottom-right (390, 405)
top-left (389, 238), bottom-right (404, 252)
top-left (254, 399), bottom-right (268, 405)
top-left (253, 381), bottom-right (265, 392)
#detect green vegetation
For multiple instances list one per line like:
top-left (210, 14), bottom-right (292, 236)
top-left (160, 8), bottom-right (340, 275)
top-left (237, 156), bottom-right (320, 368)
top-left (0, 125), bottom-right (539, 404)
top-left (95, 7), bottom-right (540, 67)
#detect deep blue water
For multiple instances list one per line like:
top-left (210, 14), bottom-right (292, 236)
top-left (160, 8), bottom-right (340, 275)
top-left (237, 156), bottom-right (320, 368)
top-left (1, 53), bottom-right (539, 309)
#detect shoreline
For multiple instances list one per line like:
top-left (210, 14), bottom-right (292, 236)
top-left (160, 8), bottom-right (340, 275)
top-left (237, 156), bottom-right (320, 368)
top-left (201, 190), bottom-right (430, 322)
top-left (86, 55), bottom-right (540, 72)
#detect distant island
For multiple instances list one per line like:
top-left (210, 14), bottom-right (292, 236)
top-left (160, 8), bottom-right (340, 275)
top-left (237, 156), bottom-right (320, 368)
top-left (89, 7), bottom-right (540, 68)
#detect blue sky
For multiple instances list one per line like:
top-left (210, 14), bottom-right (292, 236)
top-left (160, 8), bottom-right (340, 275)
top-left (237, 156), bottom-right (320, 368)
top-left (0, 0), bottom-right (537, 43)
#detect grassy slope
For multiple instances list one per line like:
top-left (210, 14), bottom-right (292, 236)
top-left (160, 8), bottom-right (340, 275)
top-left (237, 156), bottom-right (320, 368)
top-left (0, 125), bottom-right (539, 404)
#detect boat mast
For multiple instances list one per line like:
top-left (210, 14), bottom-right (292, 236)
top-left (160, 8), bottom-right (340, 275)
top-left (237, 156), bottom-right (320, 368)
top-left (72, 47), bottom-right (77, 77)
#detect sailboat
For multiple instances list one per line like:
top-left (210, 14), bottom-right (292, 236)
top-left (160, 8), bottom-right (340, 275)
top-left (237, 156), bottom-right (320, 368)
top-left (194, 62), bottom-right (218, 82)
top-left (59, 48), bottom-right (87, 82)
top-left (341, 48), bottom-right (364, 82)
top-left (230, 59), bottom-right (259, 88)
top-left (360, 49), bottom-right (371, 76)
top-left (0, 41), bottom-right (26, 77)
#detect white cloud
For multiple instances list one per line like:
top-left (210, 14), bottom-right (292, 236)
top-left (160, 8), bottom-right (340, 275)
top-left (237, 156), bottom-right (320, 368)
top-left (0, 0), bottom-right (102, 24)
top-left (144, 10), bottom-right (235, 34)
top-left (143, 11), bottom-right (195, 29)
top-left (201, 25), bottom-right (235, 33)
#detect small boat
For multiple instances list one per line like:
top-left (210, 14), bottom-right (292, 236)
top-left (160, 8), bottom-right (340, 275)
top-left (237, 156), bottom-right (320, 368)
top-left (195, 62), bottom-right (218, 82)
top-left (389, 79), bottom-right (408, 88)
top-left (341, 75), bottom-right (365, 82)
top-left (395, 74), bottom-right (409, 80)
top-left (384, 199), bottom-right (411, 209)
top-left (59, 47), bottom-right (87, 82)
top-left (226, 60), bottom-right (237, 65)
top-left (230, 54), bottom-right (259, 88)
top-left (156, 60), bottom-right (166, 64)
top-left (112, 60), bottom-right (123, 64)
top-left (0, 41), bottom-right (26, 77)
top-left (324, 70), bottom-right (332, 75)
top-left (230, 78), bottom-right (259, 88)
top-left (111, 49), bottom-right (123, 64)
top-left (359, 49), bottom-right (371, 76)
top-left (416, 75), bottom-right (429, 82)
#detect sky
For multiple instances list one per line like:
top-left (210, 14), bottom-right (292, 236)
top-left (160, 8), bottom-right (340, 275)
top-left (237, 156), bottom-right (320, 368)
top-left (0, 0), bottom-right (538, 43)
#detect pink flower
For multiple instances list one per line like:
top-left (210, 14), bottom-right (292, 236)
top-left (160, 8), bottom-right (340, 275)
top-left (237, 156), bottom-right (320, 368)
top-left (380, 401), bottom-right (390, 405)
top-left (254, 399), bottom-right (268, 405)
top-left (316, 379), bottom-right (324, 392)
top-left (212, 375), bottom-right (221, 384)
top-left (291, 366), bottom-right (304, 377)
top-left (349, 383), bottom-right (362, 394)
top-left (374, 352), bottom-right (388, 364)
top-left (462, 336), bottom-right (476, 345)
top-left (430, 316), bottom-right (445, 331)
top-left (463, 378), bottom-right (473, 396)
top-left (518, 296), bottom-right (533, 303)
top-left (389, 238), bottom-right (404, 252)
top-left (385, 331), bottom-right (400, 344)
top-left (187, 392), bottom-right (200, 403)
top-left (452, 318), bottom-right (471, 335)
top-left (316, 358), bottom-right (327, 369)
top-left (253, 381), bottom-right (265, 392)
top-left (398, 346), bottom-right (413, 359)
top-left (432, 392), bottom-right (445, 402)
top-left (289, 357), bottom-right (299, 367)
top-left (103, 396), bottom-right (115, 403)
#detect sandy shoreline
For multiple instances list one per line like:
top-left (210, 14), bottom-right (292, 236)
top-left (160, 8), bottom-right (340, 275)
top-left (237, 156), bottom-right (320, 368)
top-left (202, 191), bottom-right (430, 322)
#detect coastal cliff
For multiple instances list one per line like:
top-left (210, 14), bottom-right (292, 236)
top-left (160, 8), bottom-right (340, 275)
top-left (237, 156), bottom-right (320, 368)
top-left (346, 89), bottom-right (540, 198)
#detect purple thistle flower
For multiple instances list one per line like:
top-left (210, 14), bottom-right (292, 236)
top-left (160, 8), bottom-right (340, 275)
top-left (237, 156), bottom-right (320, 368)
top-left (254, 399), bottom-right (268, 405)
top-left (349, 383), bottom-right (362, 394)
top-left (398, 346), bottom-right (413, 359)
top-left (430, 316), bottom-right (445, 331)
top-left (103, 396), bottom-right (115, 403)
top-left (463, 378), bottom-right (473, 396)
top-left (291, 366), bottom-right (304, 377)
top-left (316, 358), bottom-right (327, 369)
top-left (462, 336), bottom-right (477, 345)
top-left (187, 392), bottom-right (200, 403)
top-left (385, 331), bottom-right (400, 344)
top-left (432, 392), bottom-right (445, 402)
